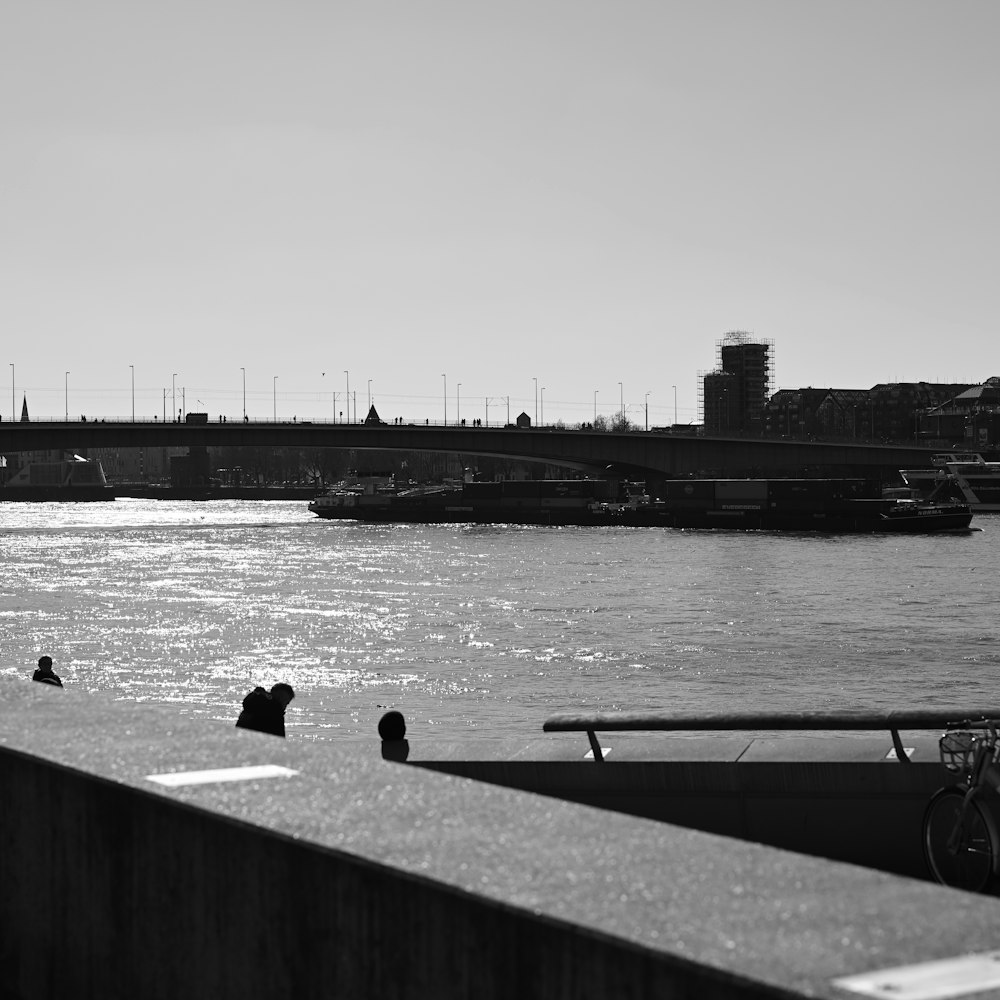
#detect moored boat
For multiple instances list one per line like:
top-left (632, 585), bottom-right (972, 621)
top-left (900, 452), bottom-right (1000, 512)
top-left (0, 456), bottom-right (114, 502)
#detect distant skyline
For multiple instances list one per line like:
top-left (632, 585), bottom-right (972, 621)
top-left (3, 1), bottom-right (997, 426)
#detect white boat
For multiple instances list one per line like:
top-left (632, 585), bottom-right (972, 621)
top-left (900, 452), bottom-right (1000, 511)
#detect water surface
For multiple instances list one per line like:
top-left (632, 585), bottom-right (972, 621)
top-left (1, 500), bottom-right (995, 742)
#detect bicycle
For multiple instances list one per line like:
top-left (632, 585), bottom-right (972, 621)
top-left (923, 719), bottom-right (1000, 893)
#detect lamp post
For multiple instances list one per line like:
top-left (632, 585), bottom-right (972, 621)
top-left (594, 390), bottom-right (598, 424)
top-left (344, 371), bottom-right (350, 423)
top-left (533, 377), bottom-right (538, 426)
top-left (9, 363), bottom-right (13, 421)
top-left (442, 374), bottom-right (447, 424)
top-left (672, 385), bottom-right (677, 425)
top-left (172, 373), bottom-right (177, 422)
top-left (273, 376), bottom-right (278, 421)
top-left (618, 381), bottom-right (623, 428)
top-left (130, 365), bottom-right (135, 421)
top-left (457, 383), bottom-right (461, 425)
top-left (645, 391), bottom-right (650, 432)
top-left (367, 378), bottom-right (372, 414)
top-left (541, 387), bottom-right (545, 426)
top-left (65, 372), bottom-right (69, 421)
top-left (241, 367), bottom-right (246, 421)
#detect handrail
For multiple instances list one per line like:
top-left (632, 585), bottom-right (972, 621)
top-left (542, 710), bottom-right (1000, 764)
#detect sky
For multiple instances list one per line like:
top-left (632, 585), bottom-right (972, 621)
top-left (2, 0), bottom-right (998, 427)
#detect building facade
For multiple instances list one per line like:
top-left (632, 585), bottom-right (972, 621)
top-left (701, 333), bottom-right (774, 435)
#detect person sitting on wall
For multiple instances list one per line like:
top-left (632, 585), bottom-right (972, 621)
top-left (235, 682), bottom-right (295, 737)
top-left (378, 710), bottom-right (409, 761)
top-left (32, 655), bottom-right (63, 687)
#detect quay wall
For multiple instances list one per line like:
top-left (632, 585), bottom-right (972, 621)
top-left (3, 680), bottom-right (1000, 1000)
top-left (413, 752), bottom-right (949, 880)
top-left (2, 751), bottom-right (712, 999)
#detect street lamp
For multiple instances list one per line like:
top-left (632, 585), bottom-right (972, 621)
top-left (594, 390), bottom-right (598, 424)
top-left (273, 376), bottom-right (278, 421)
top-left (645, 391), bottom-right (650, 432)
top-left (367, 378), bottom-right (372, 413)
top-left (541, 387), bottom-right (545, 426)
top-left (344, 371), bottom-right (350, 423)
top-left (672, 385), bottom-right (677, 425)
top-left (130, 365), bottom-right (135, 421)
top-left (241, 367), bottom-right (246, 421)
top-left (618, 381), bottom-right (623, 427)
top-left (65, 372), bottom-right (69, 421)
top-left (457, 383), bottom-right (461, 425)
top-left (172, 373), bottom-right (177, 422)
top-left (442, 374), bottom-right (447, 424)
top-left (533, 377), bottom-right (538, 426)
top-left (9, 364), bottom-right (13, 421)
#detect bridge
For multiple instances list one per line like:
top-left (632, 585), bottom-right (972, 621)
top-left (0, 419), bottom-right (942, 480)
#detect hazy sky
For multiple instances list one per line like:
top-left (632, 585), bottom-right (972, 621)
top-left (3, 1), bottom-right (997, 426)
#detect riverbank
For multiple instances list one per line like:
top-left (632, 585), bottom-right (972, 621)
top-left (7, 679), bottom-right (1000, 999)
top-left (113, 484), bottom-right (318, 500)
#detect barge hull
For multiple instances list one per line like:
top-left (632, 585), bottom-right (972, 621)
top-left (309, 498), bottom-right (973, 532)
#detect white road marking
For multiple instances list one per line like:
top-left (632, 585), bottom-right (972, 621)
top-left (834, 950), bottom-right (1000, 999)
top-left (146, 764), bottom-right (299, 787)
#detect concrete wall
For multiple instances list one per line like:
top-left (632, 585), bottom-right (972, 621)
top-left (3, 680), bottom-right (1000, 999)
top-left (2, 752), bottom-right (740, 999)
top-left (415, 758), bottom-right (949, 879)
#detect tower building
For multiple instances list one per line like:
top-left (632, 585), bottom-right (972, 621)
top-left (701, 332), bottom-right (775, 435)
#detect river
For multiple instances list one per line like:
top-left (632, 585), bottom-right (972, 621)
top-left (1, 499), bottom-right (996, 744)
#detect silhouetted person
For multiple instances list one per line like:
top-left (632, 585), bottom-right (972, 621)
top-left (378, 710), bottom-right (409, 761)
top-left (236, 682), bottom-right (295, 737)
top-left (32, 655), bottom-right (62, 687)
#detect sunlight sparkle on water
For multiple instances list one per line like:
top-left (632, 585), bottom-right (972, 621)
top-left (1, 500), bottom-right (996, 739)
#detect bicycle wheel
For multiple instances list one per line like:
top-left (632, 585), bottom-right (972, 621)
top-left (923, 786), bottom-right (1000, 893)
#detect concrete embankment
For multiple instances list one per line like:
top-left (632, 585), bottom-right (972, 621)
top-left (2, 680), bottom-right (1000, 999)
top-left (411, 730), bottom-right (955, 881)
top-left (113, 485), bottom-right (318, 500)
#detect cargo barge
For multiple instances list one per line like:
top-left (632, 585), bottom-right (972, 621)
top-left (309, 476), bottom-right (973, 533)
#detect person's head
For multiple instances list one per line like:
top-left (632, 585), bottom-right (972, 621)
top-left (38, 655), bottom-right (53, 671)
top-left (270, 682), bottom-right (294, 708)
top-left (378, 710), bottom-right (406, 742)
